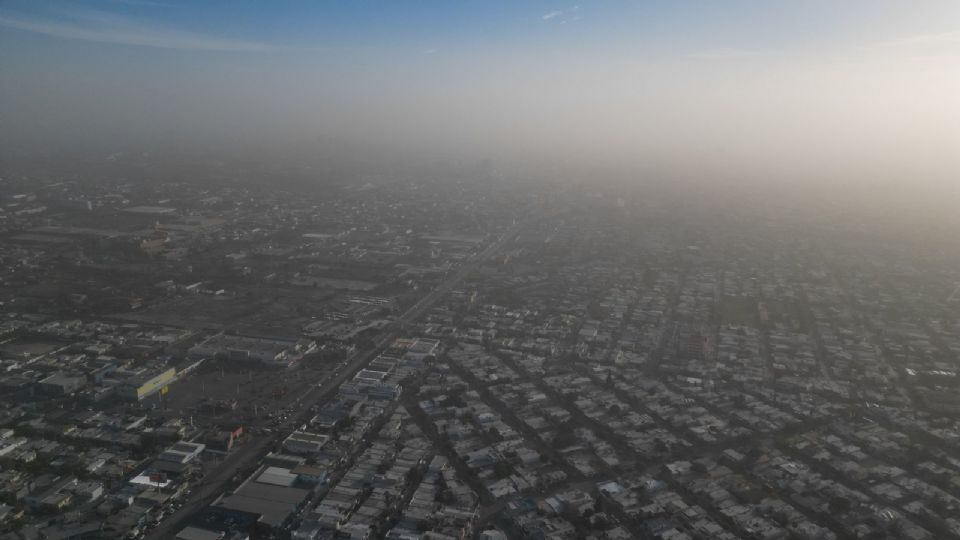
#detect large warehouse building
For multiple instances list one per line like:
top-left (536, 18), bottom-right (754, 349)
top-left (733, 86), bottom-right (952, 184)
top-left (114, 367), bottom-right (177, 401)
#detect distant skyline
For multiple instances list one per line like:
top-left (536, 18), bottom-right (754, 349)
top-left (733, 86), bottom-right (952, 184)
top-left (1, 1), bottom-right (958, 188)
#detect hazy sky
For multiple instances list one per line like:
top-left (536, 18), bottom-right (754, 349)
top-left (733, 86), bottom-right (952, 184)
top-left (1, 1), bottom-right (958, 188)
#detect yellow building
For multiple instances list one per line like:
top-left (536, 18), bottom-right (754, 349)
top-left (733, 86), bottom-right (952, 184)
top-left (118, 367), bottom-right (177, 401)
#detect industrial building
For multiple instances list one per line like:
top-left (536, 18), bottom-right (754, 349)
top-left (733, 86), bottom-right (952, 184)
top-left (282, 431), bottom-right (330, 456)
top-left (188, 334), bottom-right (316, 368)
top-left (213, 465), bottom-right (312, 529)
top-left (37, 372), bottom-right (87, 396)
top-left (158, 441), bottom-right (206, 465)
top-left (112, 367), bottom-right (177, 401)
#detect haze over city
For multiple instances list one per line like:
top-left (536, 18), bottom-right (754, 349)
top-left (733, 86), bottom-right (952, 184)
top-left (2, 1), bottom-right (959, 190)
top-left (1, 3), bottom-right (960, 540)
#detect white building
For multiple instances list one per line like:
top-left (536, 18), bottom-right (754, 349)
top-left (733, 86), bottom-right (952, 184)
top-left (158, 441), bottom-right (206, 464)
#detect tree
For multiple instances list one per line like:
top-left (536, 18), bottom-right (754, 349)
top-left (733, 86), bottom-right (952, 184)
top-left (828, 495), bottom-right (852, 514)
top-left (493, 460), bottom-right (513, 479)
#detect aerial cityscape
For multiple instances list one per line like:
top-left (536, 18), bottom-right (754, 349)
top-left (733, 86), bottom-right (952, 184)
top-left (1, 1), bottom-right (959, 540)
top-left (1, 163), bottom-right (959, 540)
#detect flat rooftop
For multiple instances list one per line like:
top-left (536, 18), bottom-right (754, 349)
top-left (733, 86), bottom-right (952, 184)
top-left (124, 206), bottom-right (176, 214)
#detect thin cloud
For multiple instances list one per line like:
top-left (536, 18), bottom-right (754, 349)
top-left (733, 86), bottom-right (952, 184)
top-left (891, 31), bottom-right (960, 46)
top-left (870, 31), bottom-right (960, 56)
top-left (542, 5), bottom-right (579, 23)
top-left (686, 47), bottom-right (765, 60)
top-left (0, 9), bottom-right (274, 51)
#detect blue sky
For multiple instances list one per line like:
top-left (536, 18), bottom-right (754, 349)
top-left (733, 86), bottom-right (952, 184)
top-left (4, 0), bottom-right (953, 109)
top-left (3, 1), bottom-right (955, 59)
top-left (1, 1), bottom-right (958, 186)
